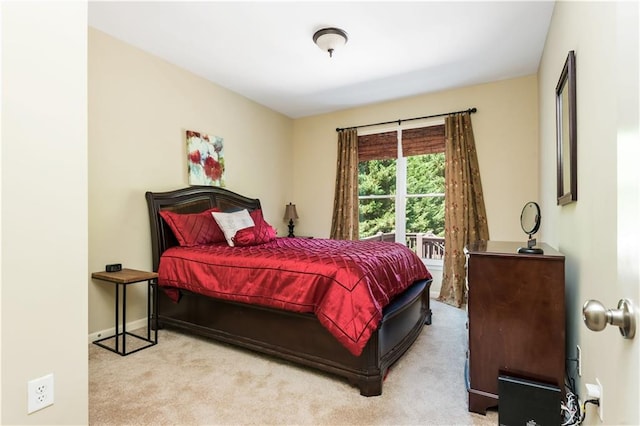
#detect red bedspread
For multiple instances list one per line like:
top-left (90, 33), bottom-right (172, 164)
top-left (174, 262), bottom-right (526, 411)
top-left (157, 237), bottom-right (431, 356)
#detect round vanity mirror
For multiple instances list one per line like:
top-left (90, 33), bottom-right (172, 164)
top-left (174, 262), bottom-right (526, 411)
top-left (517, 202), bottom-right (544, 254)
top-left (520, 201), bottom-right (541, 236)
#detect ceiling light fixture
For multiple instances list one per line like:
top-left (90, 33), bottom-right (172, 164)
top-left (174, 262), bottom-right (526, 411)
top-left (313, 27), bottom-right (348, 58)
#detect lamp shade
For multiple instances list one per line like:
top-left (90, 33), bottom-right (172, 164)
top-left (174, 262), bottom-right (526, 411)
top-left (313, 27), bottom-right (348, 57)
top-left (283, 203), bottom-right (299, 221)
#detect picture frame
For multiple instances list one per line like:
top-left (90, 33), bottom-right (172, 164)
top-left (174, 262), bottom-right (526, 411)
top-left (555, 50), bottom-right (577, 205)
top-left (186, 130), bottom-right (225, 187)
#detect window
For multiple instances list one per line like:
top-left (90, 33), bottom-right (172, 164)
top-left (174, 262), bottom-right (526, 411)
top-left (358, 123), bottom-right (445, 261)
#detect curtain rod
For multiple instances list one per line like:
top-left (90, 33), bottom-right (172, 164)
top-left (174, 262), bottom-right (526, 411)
top-left (335, 107), bottom-right (477, 132)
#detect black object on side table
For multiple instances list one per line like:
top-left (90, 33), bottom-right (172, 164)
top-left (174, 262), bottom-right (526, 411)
top-left (91, 268), bottom-right (158, 356)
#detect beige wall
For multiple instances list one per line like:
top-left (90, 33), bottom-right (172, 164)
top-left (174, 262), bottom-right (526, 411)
top-left (291, 76), bottom-right (540, 242)
top-left (539, 1), bottom-right (639, 424)
top-left (88, 30), bottom-right (541, 339)
top-left (88, 28), bottom-right (544, 341)
top-left (1, 2), bottom-right (88, 424)
top-left (88, 29), bottom-right (293, 334)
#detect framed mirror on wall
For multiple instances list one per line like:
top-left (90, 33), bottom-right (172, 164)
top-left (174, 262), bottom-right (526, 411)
top-left (556, 50), bottom-right (577, 206)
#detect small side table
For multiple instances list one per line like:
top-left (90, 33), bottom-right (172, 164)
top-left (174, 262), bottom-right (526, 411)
top-left (92, 268), bottom-right (158, 356)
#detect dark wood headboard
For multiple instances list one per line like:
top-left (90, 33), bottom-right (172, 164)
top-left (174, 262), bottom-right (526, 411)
top-left (145, 186), bottom-right (261, 271)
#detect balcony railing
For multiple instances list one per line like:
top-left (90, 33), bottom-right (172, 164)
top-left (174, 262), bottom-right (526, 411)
top-left (360, 232), bottom-right (445, 260)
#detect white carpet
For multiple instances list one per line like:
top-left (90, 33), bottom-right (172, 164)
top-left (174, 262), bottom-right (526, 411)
top-left (89, 299), bottom-right (498, 425)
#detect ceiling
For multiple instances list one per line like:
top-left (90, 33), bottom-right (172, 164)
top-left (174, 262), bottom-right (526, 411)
top-left (88, 1), bottom-right (555, 119)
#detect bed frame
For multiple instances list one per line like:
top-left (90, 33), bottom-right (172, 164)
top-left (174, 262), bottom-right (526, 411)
top-left (145, 186), bottom-right (432, 396)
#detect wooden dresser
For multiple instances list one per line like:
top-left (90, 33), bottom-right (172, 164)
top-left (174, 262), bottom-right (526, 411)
top-left (465, 240), bottom-right (565, 415)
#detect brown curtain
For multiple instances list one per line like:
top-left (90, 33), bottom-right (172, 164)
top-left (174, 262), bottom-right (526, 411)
top-left (438, 112), bottom-right (489, 307)
top-left (330, 129), bottom-right (359, 240)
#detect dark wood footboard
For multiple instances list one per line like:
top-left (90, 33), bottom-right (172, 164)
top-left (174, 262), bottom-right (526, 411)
top-left (155, 278), bottom-right (431, 396)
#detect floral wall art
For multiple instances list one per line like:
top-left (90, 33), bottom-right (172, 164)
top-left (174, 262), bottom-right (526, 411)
top-left (186, 130), bottom-right (225, 186)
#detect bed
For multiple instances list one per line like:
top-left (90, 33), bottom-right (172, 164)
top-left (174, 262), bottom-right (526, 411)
top-left (145, 185), bottom-right (433, 396)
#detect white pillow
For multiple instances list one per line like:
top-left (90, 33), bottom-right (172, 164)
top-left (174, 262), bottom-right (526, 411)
top-left (211, 209), bottom-right (255, 247)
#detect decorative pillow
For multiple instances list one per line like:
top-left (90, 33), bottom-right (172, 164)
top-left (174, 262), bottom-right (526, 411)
top-left (159, 208), bottom-right (224, 246)
top-left (211, 209), bottom-right (255, 246)
top-left (233, 209), bottom-right (277, 247)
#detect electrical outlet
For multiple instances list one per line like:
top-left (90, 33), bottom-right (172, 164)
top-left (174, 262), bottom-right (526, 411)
top-left (596, 378), bottom-right (603, 422)
top-left (585, 378), bottom-right (603, 422)
top-left (576, 345), bottom-right (582, 376)
top-left (27, 373), bottom-right (54, 414)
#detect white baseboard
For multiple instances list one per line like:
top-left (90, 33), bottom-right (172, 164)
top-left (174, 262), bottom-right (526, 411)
top-left (89, 318), bottom-right (149, 343)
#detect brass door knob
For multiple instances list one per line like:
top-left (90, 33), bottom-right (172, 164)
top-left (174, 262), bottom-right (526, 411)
top-left (582, 299), bottom-right (636, 339)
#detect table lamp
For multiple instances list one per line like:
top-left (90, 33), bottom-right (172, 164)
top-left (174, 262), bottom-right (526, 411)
top-left (283, 203), bottom-right (299, 237)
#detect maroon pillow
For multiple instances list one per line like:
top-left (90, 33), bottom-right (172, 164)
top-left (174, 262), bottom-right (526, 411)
top-left (233, 209), bottom-right (277, 247)
top-left (159, 207), bottom-right (225, 246)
